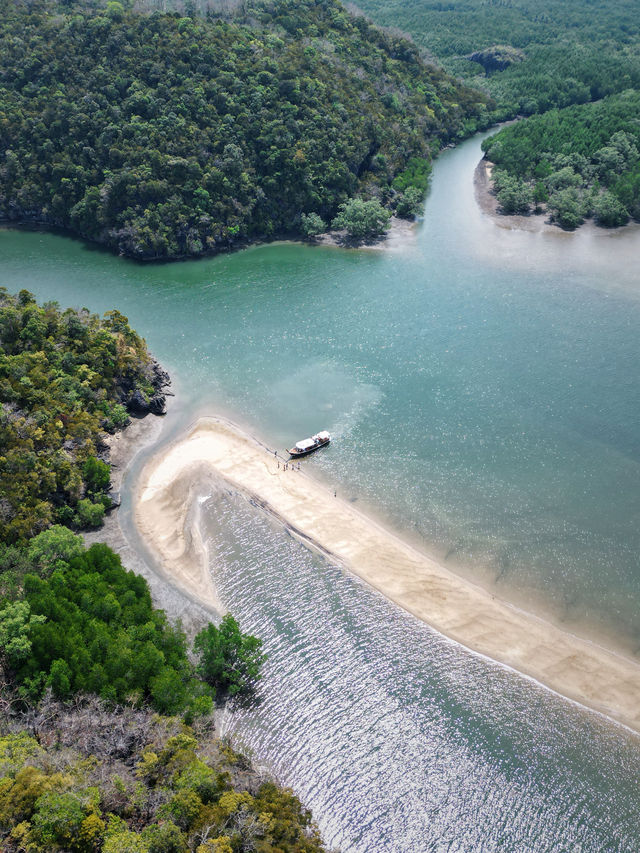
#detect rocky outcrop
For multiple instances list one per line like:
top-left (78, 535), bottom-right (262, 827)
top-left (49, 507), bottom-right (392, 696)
top-left (119, 358), bottom-right (171, 417)
top-left (467, 45), bottom-right (525, 73)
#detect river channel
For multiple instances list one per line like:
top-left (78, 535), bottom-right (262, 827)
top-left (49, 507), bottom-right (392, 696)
top-left (2, 132), bottom-right (640, 851)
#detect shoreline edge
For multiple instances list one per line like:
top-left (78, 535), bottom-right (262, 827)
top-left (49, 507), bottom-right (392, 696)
top-left (135, 416), bottom-right (640, 735)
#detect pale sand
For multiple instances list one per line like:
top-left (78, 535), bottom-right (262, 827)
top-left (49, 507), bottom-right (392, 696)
top-left (135, 417), bottom-right (640, 733)
top-left (83, 406), bottom-right (219, 637)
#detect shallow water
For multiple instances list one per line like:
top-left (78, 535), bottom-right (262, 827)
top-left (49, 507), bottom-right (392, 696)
top-left (209, 485), bottom-right (640, 853)
top-left (2, 131), bottom-right (640, 849)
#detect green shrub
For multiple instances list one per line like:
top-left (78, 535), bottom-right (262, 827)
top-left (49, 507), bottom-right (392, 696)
top-left (300, 213), bottom-right (326, 238)
top-left (395, 186), bottom-right (424, 218)
top-left (593, 190), bottom-right (630, 226)
top-left (74, 499), bottom-right (106, 529)
top-left (194, 614), bottom-right (266, 696)
top-left (331, 198), bottom-right (392, 239)
top-left (83, 457), bottom-right (111, 494)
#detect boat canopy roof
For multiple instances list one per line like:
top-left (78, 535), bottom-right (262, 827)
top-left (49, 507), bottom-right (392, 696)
top-left (315, 430), bottom-right (330, 440)
top-left (295, 438), bottom-right (316, 450)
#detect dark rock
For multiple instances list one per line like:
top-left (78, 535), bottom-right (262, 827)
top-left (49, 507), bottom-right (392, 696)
top-left (128, 389), bottom-right (149, 414)
top-left (148, 394), bottom-right (166, 415)
top-left (108, 490), bottom-right (121, 509)
top-left (151, 359), bottom-right (171, 392)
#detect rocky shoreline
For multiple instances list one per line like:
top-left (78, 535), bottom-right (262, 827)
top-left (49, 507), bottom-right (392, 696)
top-left (119, 357), bottom-right (172, 418)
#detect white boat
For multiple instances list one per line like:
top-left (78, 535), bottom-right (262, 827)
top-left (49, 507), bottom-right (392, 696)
top-left (288, 430), bottom-right (331, 458)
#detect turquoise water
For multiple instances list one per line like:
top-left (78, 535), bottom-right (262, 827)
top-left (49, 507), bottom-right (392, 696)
top-left (2, 133), bottom-right (640, 849)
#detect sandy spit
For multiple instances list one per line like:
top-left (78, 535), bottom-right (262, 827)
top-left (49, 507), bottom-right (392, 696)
top-left (474, 158), bottom-right (640, 240)
top-left (474, 159), bottom-right (557, 234)
top-left (135, 417), bottom-right (640, 733)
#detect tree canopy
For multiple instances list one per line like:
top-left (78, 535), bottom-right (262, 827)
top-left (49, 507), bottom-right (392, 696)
top-left (0, 290), bottom-right (166, 544)
top-left (482, 91), bottom-right (640, 228)
top-left (355, 0), bottom-right (640, 120)
top-left (194, 615), bottom-right (266, 697)
top-left (0, 0), bottom-right (489, 259)
top-left (0, 709), bottom-right (326, 852)
top-left (0, 533), bottom-right (266, 714)
top-left (331, 198), bottom-right (392, 239)
top-left (355, 0), bottom-right (640, 230)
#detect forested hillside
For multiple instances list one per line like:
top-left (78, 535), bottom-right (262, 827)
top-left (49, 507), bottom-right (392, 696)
top-left (355, 0), bottom-right (640, 230)
top-left (354, 0), bottom-right (640, 118)
top-left (0, 707), bottom-right (325, 853)
top-left (0, 0), bottom-right (489, 259)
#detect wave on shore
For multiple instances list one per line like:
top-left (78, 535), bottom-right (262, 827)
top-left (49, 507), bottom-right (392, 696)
top-left (135, 417), bottom-right (640, 733)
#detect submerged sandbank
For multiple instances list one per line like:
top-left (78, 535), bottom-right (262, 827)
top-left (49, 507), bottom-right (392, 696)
top-left (135, 417), bottom-right (640, 733)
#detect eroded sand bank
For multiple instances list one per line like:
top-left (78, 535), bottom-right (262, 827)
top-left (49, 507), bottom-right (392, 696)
top-left (135, 417), bottom-right (640, 733)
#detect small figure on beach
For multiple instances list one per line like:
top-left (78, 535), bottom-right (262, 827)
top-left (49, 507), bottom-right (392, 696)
top-left (334, 489), bottom-right (336, 497)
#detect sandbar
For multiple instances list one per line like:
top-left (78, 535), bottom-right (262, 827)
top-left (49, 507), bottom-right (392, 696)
top-left (135, 417), bottom-right (640, 733)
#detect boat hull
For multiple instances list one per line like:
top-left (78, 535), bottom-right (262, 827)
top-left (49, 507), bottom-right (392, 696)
top-left (288, 438), bottom-right (330, 458)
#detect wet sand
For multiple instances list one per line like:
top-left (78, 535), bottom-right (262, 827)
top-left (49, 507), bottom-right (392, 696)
top-left (135, 417), bottom-right (640, 733)
top-left (83, 409), bottom-right (219, 638)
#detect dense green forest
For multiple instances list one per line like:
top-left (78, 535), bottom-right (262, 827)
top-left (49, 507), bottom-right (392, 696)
top-left (355, 0), bottom-right (640, 229)
top-left (0, 530), bottom-right (265, 713)
top-left (0, 289), bottom-right (168, 543)
top-left (0, 0), bottom-right (489, 259)
top-left (354, 0), bottom-right (640, 118)
top-left (482, 91), bottom-right (640, 228)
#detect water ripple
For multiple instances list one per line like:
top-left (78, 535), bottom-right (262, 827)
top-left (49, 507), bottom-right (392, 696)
top-left (206, 487), bottom-right (640, 852)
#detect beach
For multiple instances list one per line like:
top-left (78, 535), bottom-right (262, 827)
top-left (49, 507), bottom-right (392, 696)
top-left (135, 416), bottom-right (640, 734)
